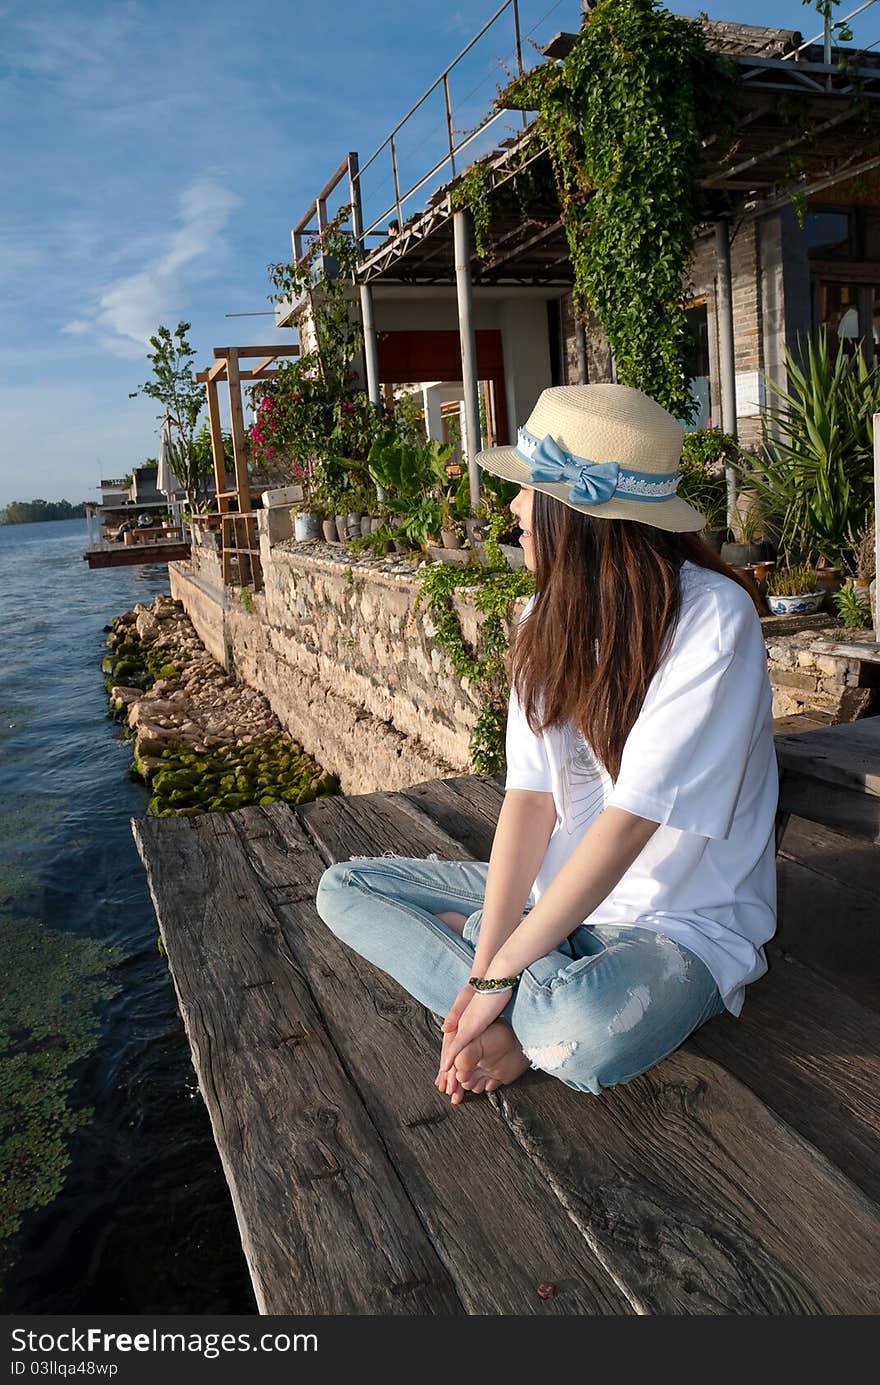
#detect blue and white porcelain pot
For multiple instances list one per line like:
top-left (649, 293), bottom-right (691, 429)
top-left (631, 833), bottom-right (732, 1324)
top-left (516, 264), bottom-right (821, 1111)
top-left (766, 591), bottom-right (825, 615)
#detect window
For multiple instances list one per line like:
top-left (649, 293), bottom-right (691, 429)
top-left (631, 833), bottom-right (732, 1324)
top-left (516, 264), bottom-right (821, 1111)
top-left (805, 211), bottom-right (851, 256)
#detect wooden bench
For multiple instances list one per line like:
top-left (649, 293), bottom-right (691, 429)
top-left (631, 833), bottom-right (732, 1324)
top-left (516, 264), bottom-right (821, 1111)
top-left (133, 745), bottom-right (880, 1316)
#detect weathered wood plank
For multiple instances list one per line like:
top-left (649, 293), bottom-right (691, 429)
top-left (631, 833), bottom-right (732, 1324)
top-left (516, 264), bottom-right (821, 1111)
top-left (775, 719), bottom-right (880, 798)
top-left (301, 786), bottom-right (880, 1314)
top-left (398, 773), bottom-right (505, 860)
top-left (779, 815), bottom-right (880, 899)
top-left (777, 767), bottom-right (880, 842)
top-left (772, 713), bottom-right (835, 734)
top-left (808, 639), bottom-right (880, 664)
top-left (492, 1048), bottom-right (880, 1314)
top-left (235, 802), bottom-right (631, 1315)
top-left (131, 811), bottom-right (463, 1316)
top-left (295, 789), bottom-right (473, 865)
top-left (773, 857), bottom-right (880, 1012)
top-left (690, 955), bottom-right (880, 1205)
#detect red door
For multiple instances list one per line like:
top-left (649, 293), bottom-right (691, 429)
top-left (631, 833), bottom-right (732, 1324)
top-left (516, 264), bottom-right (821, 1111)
top-left (376, 330), bottom-right (509, 444)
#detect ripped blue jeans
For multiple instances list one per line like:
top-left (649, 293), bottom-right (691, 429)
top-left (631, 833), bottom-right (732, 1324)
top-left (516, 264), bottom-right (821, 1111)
top-left (314, 854), bottom-right (725, 1095)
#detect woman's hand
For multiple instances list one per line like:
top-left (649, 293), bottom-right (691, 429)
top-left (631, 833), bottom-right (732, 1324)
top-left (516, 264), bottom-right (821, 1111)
top-left (437, 988), bottom-right (511, 1074)
top-left (435, 983), bottom-right (474, 1091)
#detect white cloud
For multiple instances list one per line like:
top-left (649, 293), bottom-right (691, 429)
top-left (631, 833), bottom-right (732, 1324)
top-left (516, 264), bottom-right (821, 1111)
top-left (64, 178), bottom-right (241, 357)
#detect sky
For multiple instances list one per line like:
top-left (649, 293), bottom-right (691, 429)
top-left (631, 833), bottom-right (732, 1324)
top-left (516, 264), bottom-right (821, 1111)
top-left (1, 0), bottom-right (877, 506)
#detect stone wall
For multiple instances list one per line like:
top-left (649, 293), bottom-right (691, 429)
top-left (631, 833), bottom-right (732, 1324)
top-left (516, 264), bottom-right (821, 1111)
top-left (763, 616), bottom-right (875, 718)
top-left (214, 538), bottom-right (506, 796)
top-left (168, 562), bottom-right (228, 669)
top-left (168, 536), bottom-right (872, 797)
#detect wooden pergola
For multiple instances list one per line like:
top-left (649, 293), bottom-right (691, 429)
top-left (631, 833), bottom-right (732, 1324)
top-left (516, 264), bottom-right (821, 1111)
top-left (195, 344), bottom-right (299, 588)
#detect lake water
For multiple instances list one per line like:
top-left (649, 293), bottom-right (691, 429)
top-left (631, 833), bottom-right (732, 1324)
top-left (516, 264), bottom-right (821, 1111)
top-left (0, 519), bottom-right (255, 1312)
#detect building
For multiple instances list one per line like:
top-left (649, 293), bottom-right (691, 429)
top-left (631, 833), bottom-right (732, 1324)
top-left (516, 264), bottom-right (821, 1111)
top-left (282, 8), bottom-right (880, 495)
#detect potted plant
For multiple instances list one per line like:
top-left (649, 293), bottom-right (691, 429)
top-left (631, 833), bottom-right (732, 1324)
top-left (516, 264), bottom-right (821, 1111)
top-left (698, 495), bottom-right (728, 552)
top-left (679, 428), bottom-right (733, 550)
top-left (366, 428), bottom-right (455, 553)
top-left (720, 506), bottom-right (771, 568)
top-left (764, 563), bottom-right (825, 615)
top-left (292, 505), bottom-right (323, 542)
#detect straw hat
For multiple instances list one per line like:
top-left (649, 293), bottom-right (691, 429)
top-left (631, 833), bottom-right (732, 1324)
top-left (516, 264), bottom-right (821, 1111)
top-left (476, 384), bottom-right (704, 532)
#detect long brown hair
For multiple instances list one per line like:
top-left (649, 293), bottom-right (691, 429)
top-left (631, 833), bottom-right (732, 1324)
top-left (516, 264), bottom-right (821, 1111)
top-left (510, 490), bottom-right (757, 780)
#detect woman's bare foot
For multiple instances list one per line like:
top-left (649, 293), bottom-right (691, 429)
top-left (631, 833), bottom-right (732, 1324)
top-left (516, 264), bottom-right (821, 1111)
top-left (451, 1019), bottom-right (529, 1103)
top-left (436, 910), bottom-right (468, 936)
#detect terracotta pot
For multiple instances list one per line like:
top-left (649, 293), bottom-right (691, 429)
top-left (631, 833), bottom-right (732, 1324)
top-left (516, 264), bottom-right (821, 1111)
top-left (749, 560), bottom-right (775, 582)
top-left (441, 527), bottom-right (463, 550)
top-left (360, 516), bottom-right (373, 537)
top-left (335, 514), bottom-right (348, 541)
top-left (322, 519), bottom-right (337, 543)
top-left (370, 517), bottom-right (384, 533)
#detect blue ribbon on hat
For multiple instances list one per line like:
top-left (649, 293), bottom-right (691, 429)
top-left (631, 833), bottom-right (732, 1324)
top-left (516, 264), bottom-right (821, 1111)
top-left (519, 430), bottom-right (620, 505)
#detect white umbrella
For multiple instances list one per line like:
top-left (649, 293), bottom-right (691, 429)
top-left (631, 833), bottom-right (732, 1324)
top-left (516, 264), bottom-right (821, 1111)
top-left (156, 427), bottom-right (181, 497)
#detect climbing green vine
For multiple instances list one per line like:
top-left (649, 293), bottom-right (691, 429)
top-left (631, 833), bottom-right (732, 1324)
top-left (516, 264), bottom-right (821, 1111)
top-left (499, 0), bottom-right (740, 420)
top-left (415, 562), bottom-right (534, 773)
top-left (450, 141), bottom-right (556, 260)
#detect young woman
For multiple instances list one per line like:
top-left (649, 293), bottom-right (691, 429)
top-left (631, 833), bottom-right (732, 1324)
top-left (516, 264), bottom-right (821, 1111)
top-left (315, 385), bottom-right (778, 1105)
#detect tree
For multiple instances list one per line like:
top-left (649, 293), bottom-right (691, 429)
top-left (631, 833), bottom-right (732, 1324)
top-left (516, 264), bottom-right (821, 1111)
top-left (130, 322), bottom-right (213, 512)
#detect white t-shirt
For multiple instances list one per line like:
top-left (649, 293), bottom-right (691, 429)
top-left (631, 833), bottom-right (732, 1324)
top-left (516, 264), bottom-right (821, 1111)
top-left (504, 561), bottom-right (778, 1016)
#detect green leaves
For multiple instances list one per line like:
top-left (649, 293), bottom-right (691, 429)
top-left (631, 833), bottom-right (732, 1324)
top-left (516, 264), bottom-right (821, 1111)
top-left (416, 561), bottom-right (534, 772)
top-left (506, 0), bottom-right (739, 422)
top-left (131, 321), bottom-right (204, 444)
top-left (739, 330), bottom-right (878, 569)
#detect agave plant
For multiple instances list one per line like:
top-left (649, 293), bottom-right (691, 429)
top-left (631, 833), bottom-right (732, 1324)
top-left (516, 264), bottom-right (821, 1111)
top-left (739, 331), bottom-right (879, 570)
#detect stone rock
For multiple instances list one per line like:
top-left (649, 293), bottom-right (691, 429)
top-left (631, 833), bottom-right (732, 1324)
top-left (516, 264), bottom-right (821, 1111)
top-left (135, 612), bottom-right (160, 642)
top-left (135, 725), bottom-right (180, 758)
top-left (134, 754), bottom-right (164, 779)
top-left (110, 685), bottom-right (143, 706)
top-left (128, 698), bottom-right (181, 726)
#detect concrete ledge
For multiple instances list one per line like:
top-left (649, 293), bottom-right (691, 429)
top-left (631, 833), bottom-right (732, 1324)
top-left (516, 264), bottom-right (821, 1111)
top-left (168, 562), bottom-right (229, 670)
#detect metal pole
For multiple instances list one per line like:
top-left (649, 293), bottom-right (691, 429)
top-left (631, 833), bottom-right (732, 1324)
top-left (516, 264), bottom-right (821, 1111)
top-left (824, 11), bottom-right (833, 91)
top-left (574, 317), bottom-right (588, 384)
top-left (874, 410), bottom-right (880, 638)
top-left (513, 0), bottom-right (523, 73)
top-left (359, 282), bottom-right (382, 408)
top-left (513, 0), bottom-right (528, 130)
top-left (349, 152), bottom-right (382, 410)
top-left (443, 75), bottom-right (456, 179)
top-left (454, 208), bottom-right (482, 509)
top-left (714, 220), bottom-right (739, 529)
top-left (390, 135), bottom-right (402, 229)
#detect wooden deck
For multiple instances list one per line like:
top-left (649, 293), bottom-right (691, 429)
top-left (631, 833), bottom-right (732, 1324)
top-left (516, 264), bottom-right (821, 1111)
top-left (84, 541), bottom-right (191, 569)
top-left (132, 736), bottom-right (880, 1316)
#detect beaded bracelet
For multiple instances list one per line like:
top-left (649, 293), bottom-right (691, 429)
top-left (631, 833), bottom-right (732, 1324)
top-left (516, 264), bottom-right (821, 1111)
top-left (468, 974), bottom-right (522, 994)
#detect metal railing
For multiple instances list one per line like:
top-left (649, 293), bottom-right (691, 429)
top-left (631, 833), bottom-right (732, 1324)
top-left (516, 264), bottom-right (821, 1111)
top-left (352, 0), bottom-right (529, 245)
top-left (781, 0), bottom-right (878, 60)
top-left (291, 0), bottom-right (568, 265)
